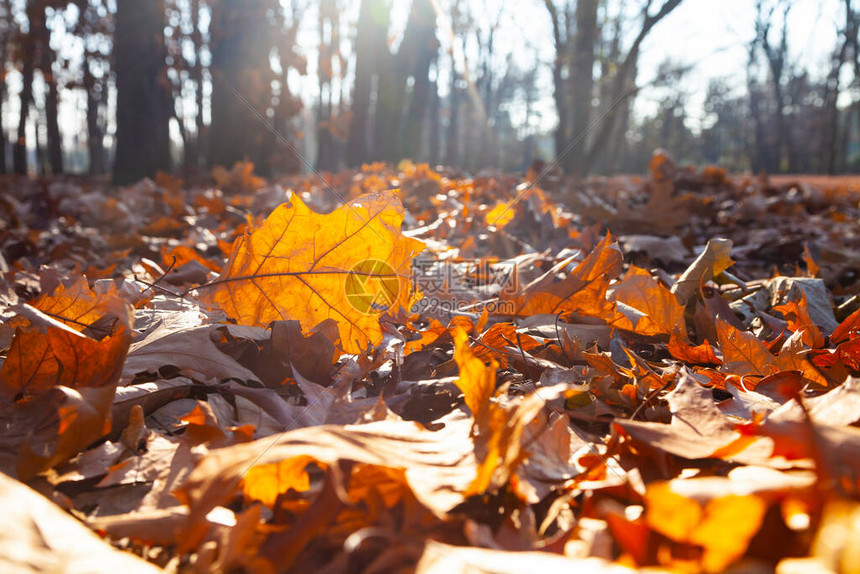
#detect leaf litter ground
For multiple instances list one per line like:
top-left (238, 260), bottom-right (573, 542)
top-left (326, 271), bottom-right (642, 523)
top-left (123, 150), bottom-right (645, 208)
top-left (2, 158), bottom-right (860, 572)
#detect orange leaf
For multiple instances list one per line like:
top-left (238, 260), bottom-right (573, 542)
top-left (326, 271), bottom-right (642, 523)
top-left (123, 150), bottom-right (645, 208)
top-left (212, 161), bottom-right (266, 192)
top-left (773, 291), bottom-right (825, 349)
top-left (801, 243), bottom-right (819, 278)
top-left (452, 327), bottom-right (497, 423)
top-left (484, 202), bottom-right (515, 228)
top-left (0, 291), bottom-right (132, 479)
top-left (612, 266), bottom-right (685, 336)
top-left (404, 318), bottom-right (447, 354)
top-left (645, 481), bottom-right (767, 572)
top-left (161, 244), bottom-right (221, 273)
top-left (716, 316), bottom-right (779, 378)
top-left (474, 322), bottom-right (541, 367)
top-left (716, 318), bottom-right (829, 386)
top-left (500, 233), bottom-right (622, 317)
top-left (452, 327), bottom-right (544, 496)
top-left (198, 190), bottom-right (424, 353)
top-left (242, 455), bottom-right (316, 508)
top-left (29, 277), bottom-right (110, 334)
top-left (833, 306), bottom-right (860, 344)
top-left (668, 330), bottom-right (721, 366)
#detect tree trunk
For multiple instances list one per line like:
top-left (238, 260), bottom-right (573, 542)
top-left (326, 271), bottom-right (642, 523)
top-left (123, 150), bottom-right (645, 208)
top-left (0, 84), bottom-right (5, 174)
top-left (584, 0), bottom-right (683, 174)
top-left (14, 52), bottom-right (33, 175)
top-left (401, 0), bottom-right (438, 161)
top-left (191, 0), bottom-right (205, 168)
top-left (44, 68), bottom-right (63, 175)
top-left (347, 0), bottom-right (390, 167)
top-left (427, 69), bottom-right (440, 165)
top-left (208, 0), bottom-right (273, 173)
top-left (567, 0), bottom-right (598, 176)
top-left (84, 64), bottom-right (104, 175)
top-left (544, 0), bottom-right (567, 169)
top-left (14, 1), bottom-right (40, 176)
top-left (373, 52), bottom-right (404, 163)
top-left (316, 0), bottom-right (335, 171)
top-left (113, 0), bottom-right (172, 184)
top-left (33, 2), bottom-right (62, 176)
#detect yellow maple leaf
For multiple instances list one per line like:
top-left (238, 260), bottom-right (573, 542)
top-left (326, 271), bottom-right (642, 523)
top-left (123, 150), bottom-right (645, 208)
top-left (199, 190), bottom-right (424, 353)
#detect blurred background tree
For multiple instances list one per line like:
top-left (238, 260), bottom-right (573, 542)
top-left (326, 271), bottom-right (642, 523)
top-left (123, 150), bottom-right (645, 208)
top-left (0, 0), bottom-right (859, 180)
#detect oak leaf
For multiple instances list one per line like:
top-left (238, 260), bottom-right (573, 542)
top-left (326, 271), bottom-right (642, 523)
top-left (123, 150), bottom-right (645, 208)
top-left (28, 276), bottom-right (115, 336)
top-left (198, 190), bottom-right (424, 353)
top-left (715, 317), bottom-right (828, 386)
top-left (667, 330), bottom-right (721, 366)
top-left (473, 322), bottom-right (542, 367)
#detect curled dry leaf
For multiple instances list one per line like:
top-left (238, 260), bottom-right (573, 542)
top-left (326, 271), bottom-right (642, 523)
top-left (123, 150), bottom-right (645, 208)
top-left (198, 190), bottom-right (425, 353)
top-left (774, 291), bottom-right (826, 349)
top-left (671, 238), bottom-right (733, 305)
top-left (0, 283), bottom-right (132, 479)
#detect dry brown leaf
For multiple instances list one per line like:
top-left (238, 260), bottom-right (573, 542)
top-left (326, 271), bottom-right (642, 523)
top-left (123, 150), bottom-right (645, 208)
top-left (611, 265), bottom-right (685, 336)
top-left (176, 418), bottom-right (477, 549)
top-left (617, 372), bottom-right (772, 463)
top-left (672, 238), bottom-right (733, 305)
top-left (0, 471), bottom-right (161, 573)
top-left (500, 234), bottom-right (622, 317)
top-left (667, 330), bottom-right (721, 365)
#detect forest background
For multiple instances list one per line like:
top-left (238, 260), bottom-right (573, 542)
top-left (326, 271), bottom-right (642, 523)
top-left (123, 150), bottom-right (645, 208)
top-left (0, 0), bottom-right (858, 183)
